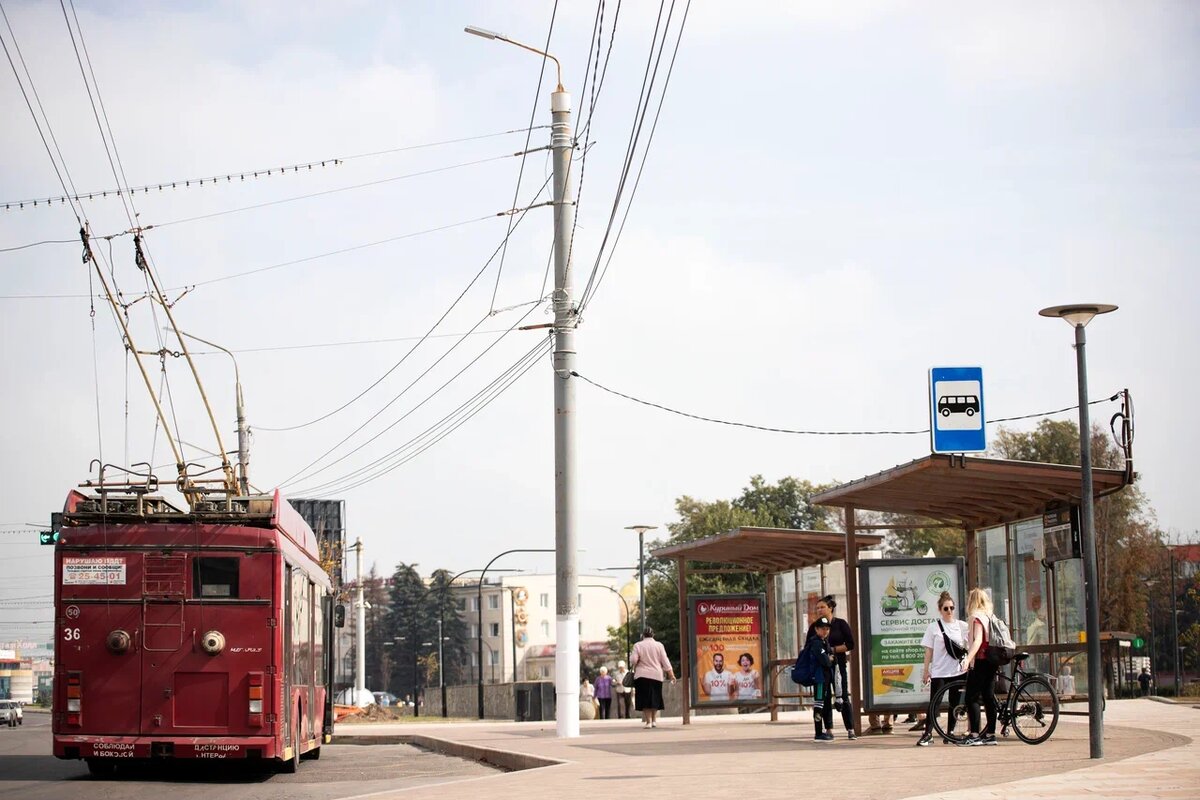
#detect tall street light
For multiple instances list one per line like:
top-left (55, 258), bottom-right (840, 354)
top-left (581, 583), bottom-right (632, 665)
top-left (476, 548), bottom-right (553, 720)
top-left (625, 525), bottom-right (658, 630)
top-left (466, 23), bottom-right (580, 739)
top-left (1040, 302), bottom-right (1117, 759)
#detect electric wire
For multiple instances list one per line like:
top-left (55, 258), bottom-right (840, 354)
top-left (573, 371), bottom-right (1124, 436)
top-left (298, 336), bottom-right (552, 497)
top-left (490, 0), bottom-right (559, 314)
top-left (257, 174), bottom-right (553, 434)
top-left (578, 0), bottom-right (691, 309)
top-left (581, 0), bottom-right (691, 311)
top-left (1, 126), bottom-right (548, 211)
top-left (0, 238), bottom-right (77, 253)
top-left (283, 299), bottom-right (551, 491)
top-left (148, 150), bottom-right (537, 231)
top-left (0, 1), bottom-right (82, 221)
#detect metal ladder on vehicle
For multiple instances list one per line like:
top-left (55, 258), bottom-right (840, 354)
top-left (142, 554), bottom-right (187, 652)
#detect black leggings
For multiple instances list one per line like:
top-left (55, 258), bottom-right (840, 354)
top-left (924, 675), bottom-right (962, 736)
top-left (834, 660), bottom-right (853, 731)
top-left (965, 661), bottom-right (999, 735)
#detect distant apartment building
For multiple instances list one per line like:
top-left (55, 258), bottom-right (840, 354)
top-left (450, 574), bottom-right (624, 682)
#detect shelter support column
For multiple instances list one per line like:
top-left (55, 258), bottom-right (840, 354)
top-left (843, 506), bottom-right (863, 736)
top-left (766, 571), bottom-right (778, 721)
top-left (676, 557), bottom-right (691, 725)
top-left (964, 527), bottom-right (977, 587)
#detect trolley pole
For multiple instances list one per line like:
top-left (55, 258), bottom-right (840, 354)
top-left (354, 537), bottom-right (366, 706)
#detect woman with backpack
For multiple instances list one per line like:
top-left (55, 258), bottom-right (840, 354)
top-left (804, 595), bottom-right (857, 739)
top-left (916, 590), bottom-right (968, 746)
top-left (960, 587), bottom-right (1000, 746)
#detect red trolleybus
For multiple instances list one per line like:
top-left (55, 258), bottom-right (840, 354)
top-left (51, 485), bottom-right (338, 776)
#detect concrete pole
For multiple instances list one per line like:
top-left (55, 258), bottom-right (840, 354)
top-left (354, 537), bottom-right (366, 705)
top-left (638, 530), bottom-right (646, 629)
top-left (439, 616), bottom-right (448, 718)
top-left (1074, 323), bottom-right (1104, 758)
top-left (551, 85), bottom-right (580, 739)
top-left (1170, 550), bottom-right (1181, 695)
top-left (235, 381), bottom-right (249, 495)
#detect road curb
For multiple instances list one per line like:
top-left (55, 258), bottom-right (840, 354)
top-left (332, 734), bottom-right (565, 772)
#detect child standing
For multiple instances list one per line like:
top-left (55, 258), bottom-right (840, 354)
top-left (806, 616), bottom-right (838, 741)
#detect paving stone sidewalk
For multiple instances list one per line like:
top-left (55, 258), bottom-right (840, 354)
top-left (334, 698), bottom-right (1196, 800)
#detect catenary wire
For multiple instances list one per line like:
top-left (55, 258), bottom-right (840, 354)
top-left (298, 336), bottom-right (552, 497)
top-left (285, 299), bottom-right (549, 491)
top-left (581, 0), bottom-right (691, 311)
top-left (574, 371), bottom-right (1123, 436)
top-left (257, 175), bottom-right (553, 433)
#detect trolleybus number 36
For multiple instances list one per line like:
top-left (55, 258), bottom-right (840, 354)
top-left (63, 627), bottom-right (81, 641)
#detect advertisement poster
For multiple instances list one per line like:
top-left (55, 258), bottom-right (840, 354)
top-left (62, 556), bottom-right (127, 585)
top-left (689, 594), bottom-right (767, 706)
top-left (858, 558), bottom-right (964, 711)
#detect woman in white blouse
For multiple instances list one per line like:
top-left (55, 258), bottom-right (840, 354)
top-left (916, 591), bottom-right (968, 746)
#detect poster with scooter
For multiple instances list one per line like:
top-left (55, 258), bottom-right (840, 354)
top-left (857, 557), bottom-right (964, 711)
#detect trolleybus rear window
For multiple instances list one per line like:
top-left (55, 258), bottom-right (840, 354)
top-left (193, 557), bottom-right (239, 598)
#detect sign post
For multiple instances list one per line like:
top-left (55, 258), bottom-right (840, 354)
top-left (929, 366), bottom-right (987, 454)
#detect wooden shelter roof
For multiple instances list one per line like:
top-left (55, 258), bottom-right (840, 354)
top-left (650, 527), bottom-right (884, 573)
top-left (811, 454), bottom-right (1129, 530)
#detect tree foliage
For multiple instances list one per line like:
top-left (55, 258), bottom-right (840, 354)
top-left (991, 419), bottom-right (1164, 637)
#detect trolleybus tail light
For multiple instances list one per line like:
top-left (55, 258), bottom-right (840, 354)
top-left (66, 671), bottom-right (82, 724)
top-left (248, 672), bottom-right (264, 724)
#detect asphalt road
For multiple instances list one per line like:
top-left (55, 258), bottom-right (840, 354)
top-left (0, 713), bottom-right (497, 800)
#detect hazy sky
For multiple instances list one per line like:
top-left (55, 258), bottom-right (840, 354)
top-left (2, 1), bottom-right (1197, 642)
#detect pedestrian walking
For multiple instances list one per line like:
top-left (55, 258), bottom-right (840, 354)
top-left (804, 595), bottom-right (858, 739)
top-left (595, 666), bottom-right (614, 719)
top-left (631, 627), bottom-right (675, 729)
top-left (806, 616), bottom-right (838, 741)
top-left (1137, 667), bottom-right (1151, 697)
top-left (612, 660), bottom-right (633, 718)
top-left (960, 587), bottom-right (999, 746)
top-left (916, 590), bottom-right (968, 746)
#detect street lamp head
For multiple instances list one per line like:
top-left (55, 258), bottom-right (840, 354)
top-left (1039, 304), bottom-right (1118, 328)
top-left (464, 25), bottom-right (502, 40)
top-left (625, 525), bottom-right (658, 534)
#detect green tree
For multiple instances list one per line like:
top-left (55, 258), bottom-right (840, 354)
top-left (387, 562), bottom-right (436, 702)
top-left (991, 419), bottom-right (1164, 637)
top-left (426, 568), bottom-right (471, 684)
top-left (362, 565), bottom-right (391, 691)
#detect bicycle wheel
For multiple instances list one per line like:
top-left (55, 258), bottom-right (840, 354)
top-left (1010, 676), bottom-right (1059, 744)
top-left (929, 679), bottom-right (970, 743)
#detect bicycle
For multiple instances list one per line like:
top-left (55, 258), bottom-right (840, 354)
top-left (929, 652), bottom-right (1060, 744)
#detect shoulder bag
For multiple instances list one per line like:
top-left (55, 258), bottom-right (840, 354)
top-left (937, 620), bottom-right (968, 661)
top-left (622, 670), bottom-right (635, 689)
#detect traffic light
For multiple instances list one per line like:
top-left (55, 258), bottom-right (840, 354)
top-left (39, 512), bottom-right (62, 545)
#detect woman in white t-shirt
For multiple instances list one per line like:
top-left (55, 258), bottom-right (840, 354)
top-left (916, 590), bottom-right (968, 746)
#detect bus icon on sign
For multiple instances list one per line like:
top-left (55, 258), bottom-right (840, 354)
top-left (937, 395), bottom-right (980, 417)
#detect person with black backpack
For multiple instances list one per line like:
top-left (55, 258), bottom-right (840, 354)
top-left (805, 617), bottom-right (838, 741)
top-left (960, 587), bottom-right (1001, 746)
top-left (916, 590), bottom-right (968, 746)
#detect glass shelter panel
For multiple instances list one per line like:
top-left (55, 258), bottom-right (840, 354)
top-left (975, 525), bottom-right (1009, 621)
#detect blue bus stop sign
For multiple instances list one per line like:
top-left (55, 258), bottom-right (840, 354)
top-left (929, 366), bottom-right (986, 454)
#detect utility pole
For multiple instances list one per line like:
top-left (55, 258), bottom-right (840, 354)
top-left (438, 618), bottom-right (446, 718)
top-left (354, 537), bottom-right (366, 705)
top-left (550, 73), bottom-right (580, 742)
top-left (1170, 549), bottom-right (1181, 696)
top-left (465, 23), bottom-right (577, 739)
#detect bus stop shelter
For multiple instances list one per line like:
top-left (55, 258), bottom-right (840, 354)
top-left (652, 454), bottom-right (1129, 730)
top-left (811, 453), bottom-right (1130, 717)
top-left (651, 527), bottom-right (883, 725)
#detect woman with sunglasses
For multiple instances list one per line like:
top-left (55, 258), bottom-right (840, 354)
top-left (915, 591), bottom-right (968, 746)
